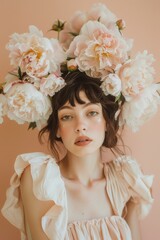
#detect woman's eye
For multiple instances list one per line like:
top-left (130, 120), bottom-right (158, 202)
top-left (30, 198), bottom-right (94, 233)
top-left (88, 111), bottom-right (99, 116)
top-left (60, 115), bottom-right (72, 121)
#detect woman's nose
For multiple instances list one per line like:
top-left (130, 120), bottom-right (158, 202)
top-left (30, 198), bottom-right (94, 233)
top-left (75, 126), bottom-right (86, 133)
top-left (74, 117), bottom-right (87, 133)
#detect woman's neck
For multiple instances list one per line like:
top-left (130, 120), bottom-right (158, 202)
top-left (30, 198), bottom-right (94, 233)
top-left (59, 150), bottom-right (105, 186)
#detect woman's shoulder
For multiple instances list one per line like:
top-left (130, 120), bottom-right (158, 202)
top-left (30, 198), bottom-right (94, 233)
top-left (104, 155), bottom-right (154, 219)
top-left (1, 152), bottom-right (67, 240)
top-left (107, 154), bottom-right (138, 165)
top-left (104, 155), bottom-right (141, 178)
top-left (16, 152), bottom-right (64, 199)
top-left (105, 154), bottom-right (154, 196)
top-left (15, 151), bottom-right (57, 166)
top-left (106, 154), bottom-right (148, 175)
top-left (14, 152), bottom-right (58, 176)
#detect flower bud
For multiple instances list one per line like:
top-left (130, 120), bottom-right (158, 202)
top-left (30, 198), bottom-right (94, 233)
top-left (116, 19), bottom-right (126, 30)
top-left (67, 59), bottom-right (78, 71)
top-left (50, 19), bottom-right (65, 32)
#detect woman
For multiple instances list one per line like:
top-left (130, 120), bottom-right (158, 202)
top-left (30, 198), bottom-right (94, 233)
top-left (2, 71), bottom-right (154, 240)
top-left (1, 3), bottom-right (158, 240)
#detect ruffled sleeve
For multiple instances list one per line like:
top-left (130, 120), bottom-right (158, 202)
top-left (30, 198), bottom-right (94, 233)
top-left (104, 155), bottom-right (154, 219)
top-left (1, 152), bottom-right (68, 240)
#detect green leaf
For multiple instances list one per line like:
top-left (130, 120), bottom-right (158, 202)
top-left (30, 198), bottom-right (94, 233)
top-left (0, 82), bottom-right (5, 94)
top-left (18, 67), bottom-right (22, 80)
top-left (0, 89), bottom-right (3, 94)
top-left (60, 62), bottom-right (68, 72)
top-left (115, 94), bottom-right (121, 102)
top-left (69, 32), bottom-right (78, 37)
top-left (28, 122), bottom-right (37, 130)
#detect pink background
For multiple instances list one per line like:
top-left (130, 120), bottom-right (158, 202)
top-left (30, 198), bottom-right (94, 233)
top-left (0, 0), bottom-right (160, 239)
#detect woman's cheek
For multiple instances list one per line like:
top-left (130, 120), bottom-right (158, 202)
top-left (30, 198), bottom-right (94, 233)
top-left (59, 124), bottom-right (71, 137)
top-left (91, 117), bottom-right (106, 130)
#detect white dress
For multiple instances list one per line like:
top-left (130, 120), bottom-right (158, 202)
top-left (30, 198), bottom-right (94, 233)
top-left (1, 152), bottom-right (154, 240)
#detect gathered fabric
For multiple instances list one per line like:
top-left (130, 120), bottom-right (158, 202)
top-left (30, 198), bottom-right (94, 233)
top-left (66, 216), bottom-right (132, 240)
top-left (1, 152), bottom-right (154, 240)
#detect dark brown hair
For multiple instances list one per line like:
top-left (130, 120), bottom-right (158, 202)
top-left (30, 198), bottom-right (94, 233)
top-left (39, 70), bottom-right (125, 159)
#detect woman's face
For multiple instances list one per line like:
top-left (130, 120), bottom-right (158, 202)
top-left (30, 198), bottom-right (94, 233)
top-left (57, 91), bottom-right (106, 157)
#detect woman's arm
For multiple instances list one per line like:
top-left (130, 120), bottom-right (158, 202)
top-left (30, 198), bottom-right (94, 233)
top-left (125, 200), bottom-right (142, 240)
top-left (20, 166), bottom-right (54, 240)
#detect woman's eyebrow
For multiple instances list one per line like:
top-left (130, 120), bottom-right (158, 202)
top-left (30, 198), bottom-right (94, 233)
top-left (59, 102), bottom-right (100, 111)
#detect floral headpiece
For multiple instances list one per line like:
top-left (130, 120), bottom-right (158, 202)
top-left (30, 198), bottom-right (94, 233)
top-left (0, 3), bottom-right (160, 131)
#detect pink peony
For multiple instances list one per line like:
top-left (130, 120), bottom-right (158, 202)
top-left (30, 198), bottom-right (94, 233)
top-left (59, 11), bottom-right (88, 50)
top-left (119, 84), bottom-right (160, 131)
top-left (69, 11), bottom-right (88, 33)
top-left (118, 51), bottom-right (155, 101)
top-left (67, 20), bottom-right (132, 78)
top-left (7, 26), bottom-right (66, 79)
top-left (87, 3), bottom-right (117, 29)
top-left (5, 83), bottom-right (52, 127)
top-left (3, 74), bottom-right (20, 93)
top-left (59, 3), bottom-right (120, 50)
top-left (40, 73), bottom-right (66, 97)
top-left (101, 73), bottom-right (122, 97)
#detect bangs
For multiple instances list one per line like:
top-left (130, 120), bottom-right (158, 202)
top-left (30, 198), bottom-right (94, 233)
top-left (67, 84), bottom-right (103, 106)
top-left (54, 71), bottom-right (103, 110)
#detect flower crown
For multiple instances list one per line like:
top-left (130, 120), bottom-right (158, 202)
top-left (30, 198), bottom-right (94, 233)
top-left (0, 3), bottom-right (160, 131)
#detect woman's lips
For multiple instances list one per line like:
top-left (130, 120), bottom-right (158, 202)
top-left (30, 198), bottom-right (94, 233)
top-left (75, 136), bottom-right (92, 146)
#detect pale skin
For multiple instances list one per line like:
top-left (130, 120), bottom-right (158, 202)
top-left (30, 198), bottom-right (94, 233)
top-left (20, 91), bottom-right (141, 240)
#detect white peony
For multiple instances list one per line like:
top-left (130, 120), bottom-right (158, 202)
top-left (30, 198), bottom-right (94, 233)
top-left (118, 51), bottom-right (155, 101)
top-left (101, 73), bottom-right (122, 97)
top-left (87, 3), bottom-right (117, 28)
top-left (3, 74), bottom-right (20, 93)
top-left (59, 11), bottom-right (88, 50)
top-left (40, 74), bottom-right (66, 97)
top-left (6, 25), bottom-right (66, 79)
top-left (3, 73), bottom-right (35, 93)
top-left (67, 20), bottom-right (132, 78)
top-left (59, 3), bottom-right (119, 50)
top-left (0, 94), bottom-right (7, 123)
top-left (119, 84), bottom-right (160, 131)
top-left (5, 83), bottom-right (52, 128)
